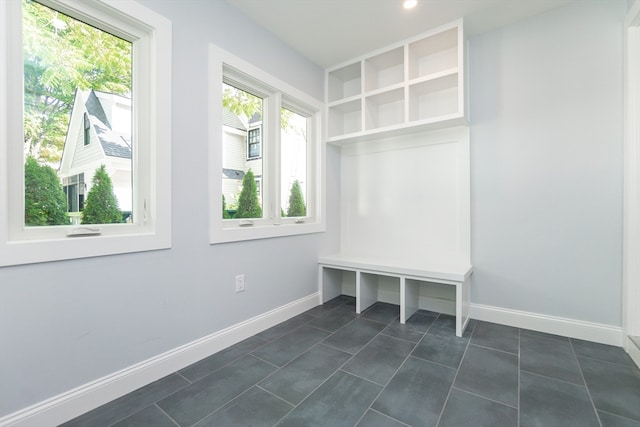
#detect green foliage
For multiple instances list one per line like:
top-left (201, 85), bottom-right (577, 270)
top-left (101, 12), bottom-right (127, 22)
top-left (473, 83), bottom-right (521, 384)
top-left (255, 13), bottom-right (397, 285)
top-left (82, 165), bottom-right (122, 224)
top-left (23, 0), bottom-right (132, 164)
top-left (286, 180), bottom-right (306, 217)
top-left (24, 156), bottom-right (67, 225)
top-left (235, 169), bottom-right (262, 219)
top-left (222, 195), bottom-right (231, 219)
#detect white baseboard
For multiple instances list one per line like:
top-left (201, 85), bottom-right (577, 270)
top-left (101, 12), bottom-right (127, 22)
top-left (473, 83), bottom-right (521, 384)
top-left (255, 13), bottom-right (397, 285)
top-left (0, 293), bottom-right (320, 427)
top-left (626, 336), bottom-right (640, 368)
top-left (470, 303), bottom-right (623, 347)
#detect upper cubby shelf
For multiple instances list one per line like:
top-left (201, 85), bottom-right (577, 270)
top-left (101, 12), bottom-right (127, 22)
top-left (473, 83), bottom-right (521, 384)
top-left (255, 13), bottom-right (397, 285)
top-left (326, 20), bottom-right (466, 145)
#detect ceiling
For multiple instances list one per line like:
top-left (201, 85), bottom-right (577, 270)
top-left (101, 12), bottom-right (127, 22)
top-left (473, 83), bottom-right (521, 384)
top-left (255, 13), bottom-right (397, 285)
top-left (225, 0), bottom-right (573, 69)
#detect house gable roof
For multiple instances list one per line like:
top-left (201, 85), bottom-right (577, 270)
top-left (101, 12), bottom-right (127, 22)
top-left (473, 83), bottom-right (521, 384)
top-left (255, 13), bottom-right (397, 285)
top-left (86, 90), bottom-right (131, 160)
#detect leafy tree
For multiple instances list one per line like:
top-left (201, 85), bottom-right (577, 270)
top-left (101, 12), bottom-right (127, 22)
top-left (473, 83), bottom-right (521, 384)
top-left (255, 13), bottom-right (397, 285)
top-left (24, 156), bottom-right (67, 225)
top-left (222, 195), bottom-right (231, 219)
top-left (82, 165), bottom-right (122, 224)
top-left (286, 180), bottom-right (306, 217)
top-left (235, 169), bottom-right (262, 219)
top-left (23, 0), bottom-right (132, 164)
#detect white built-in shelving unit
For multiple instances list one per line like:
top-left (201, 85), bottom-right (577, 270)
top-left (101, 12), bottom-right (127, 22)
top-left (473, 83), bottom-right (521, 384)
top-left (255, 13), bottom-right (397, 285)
top-left (321, 20), bottom-right (471, 336)
top-left (326, 20), bottom-right (466, 144)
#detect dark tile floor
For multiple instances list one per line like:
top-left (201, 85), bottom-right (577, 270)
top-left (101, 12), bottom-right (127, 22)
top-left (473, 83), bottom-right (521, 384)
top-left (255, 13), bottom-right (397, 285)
top-left (62, 296), bottom-right (640, 427)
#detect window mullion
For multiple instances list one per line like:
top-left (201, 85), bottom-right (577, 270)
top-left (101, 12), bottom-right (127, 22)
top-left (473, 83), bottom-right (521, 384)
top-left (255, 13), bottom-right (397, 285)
top-left (263, 92), bottom-right (280, 224)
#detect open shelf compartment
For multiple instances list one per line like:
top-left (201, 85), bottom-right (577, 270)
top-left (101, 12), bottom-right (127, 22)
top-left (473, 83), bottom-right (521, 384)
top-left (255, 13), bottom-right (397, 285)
top-left (328, 62), bottom-right (362, 103)
top-left (329, 99), bottom-right (362, 138)
top-left (365, 88), bottom-right (405, 131)
top-left (408, 27), bottom-right (458, 80)
top-left (408, 73), bottom-right (459, 122)
top-left (365, 47), bottom-right (404, 93)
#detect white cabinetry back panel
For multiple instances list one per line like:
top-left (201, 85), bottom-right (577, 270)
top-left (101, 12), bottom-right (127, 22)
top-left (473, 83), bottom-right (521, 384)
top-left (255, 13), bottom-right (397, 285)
top-left (340, 126), bottom-right (470, 267)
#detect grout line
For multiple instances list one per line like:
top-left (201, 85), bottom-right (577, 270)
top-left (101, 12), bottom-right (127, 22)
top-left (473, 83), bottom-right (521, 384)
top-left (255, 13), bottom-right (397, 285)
top-left (365, 408), bottom-right (412, 426)
top-left (433, 317), bottom-right (474, 427)
top-left (255, 384), bottom-right (297, 408)
top-left (467, 342), bottom-right (519, 356)
top-left (174, 371), bottom-right (192, 384)
top-left (154, 403), bottom-right (181, 427)
top-left (451, 387), bottom-right (519, 410)
top-left (569, 335), bottom-right (604, 427)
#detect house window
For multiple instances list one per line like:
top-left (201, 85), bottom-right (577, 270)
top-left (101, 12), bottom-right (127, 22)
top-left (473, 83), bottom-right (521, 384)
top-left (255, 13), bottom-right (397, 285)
top-left (247, 127), bottom-right (261, 159)
top-left (210, 45), bottom-right (325, 243)
top-left (0, 0), bottom-right (172, 266)
top-left (83, 112), bottom-right (91, 145)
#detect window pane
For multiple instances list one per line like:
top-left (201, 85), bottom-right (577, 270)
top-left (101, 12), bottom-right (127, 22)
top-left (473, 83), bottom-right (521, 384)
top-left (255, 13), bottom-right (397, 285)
top-left (23, 0), bottom-right (132, 226)
top-left (222, 82), bottom-right (263, 219)
top-left (281, 108), bottom-right (307, 217)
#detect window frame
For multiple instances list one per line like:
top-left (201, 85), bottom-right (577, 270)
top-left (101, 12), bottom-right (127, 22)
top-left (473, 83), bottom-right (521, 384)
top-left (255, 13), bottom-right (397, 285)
top-left (209, 44), bottom-right (325, 244)
top-left (0, 0), bottom-right (172, 266)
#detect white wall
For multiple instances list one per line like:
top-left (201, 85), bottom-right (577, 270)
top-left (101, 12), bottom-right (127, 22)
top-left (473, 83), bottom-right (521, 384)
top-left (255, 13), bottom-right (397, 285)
top-left (0, 0), bottom-right (338, 417)
top-left (469, 0), bottom-right (625, 325)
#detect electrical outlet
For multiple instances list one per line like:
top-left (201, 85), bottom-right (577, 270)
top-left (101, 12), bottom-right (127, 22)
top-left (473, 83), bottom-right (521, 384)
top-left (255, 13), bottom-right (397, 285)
top-left (235, 274), bottom-right (245, 293)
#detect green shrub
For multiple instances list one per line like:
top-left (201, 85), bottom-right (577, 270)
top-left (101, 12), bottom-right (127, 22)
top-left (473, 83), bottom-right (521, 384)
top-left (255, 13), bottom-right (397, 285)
top-left (24, 156), bottom-right (68, 225)
top-left (235, 169), bottom-right (262, 219)
top-left (82, 165), bottom-right (122, 224)
top-left (222, 195), bottom-right (231, 219)
top-left (286, 180), bottom-right (306, 217)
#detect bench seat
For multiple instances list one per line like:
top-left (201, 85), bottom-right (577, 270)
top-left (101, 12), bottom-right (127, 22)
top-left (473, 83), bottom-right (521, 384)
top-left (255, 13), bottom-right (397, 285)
top-left (318, 254), bottom-right (472, 337)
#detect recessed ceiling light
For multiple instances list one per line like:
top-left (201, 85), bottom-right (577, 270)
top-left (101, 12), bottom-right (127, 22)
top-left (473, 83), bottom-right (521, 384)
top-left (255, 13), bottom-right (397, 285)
top-left (403, 0), bottom-right (417, 9)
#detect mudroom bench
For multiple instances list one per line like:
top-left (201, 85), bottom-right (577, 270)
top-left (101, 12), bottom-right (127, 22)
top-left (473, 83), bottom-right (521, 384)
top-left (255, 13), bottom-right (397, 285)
top-left (318, 254), bottom-right (473, 337)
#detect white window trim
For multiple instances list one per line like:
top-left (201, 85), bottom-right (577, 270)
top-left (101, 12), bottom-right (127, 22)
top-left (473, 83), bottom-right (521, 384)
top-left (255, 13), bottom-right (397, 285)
top-left (0, 0), bottom-right (172, 266)
top-left (209, 44), bottom-right (325, 244)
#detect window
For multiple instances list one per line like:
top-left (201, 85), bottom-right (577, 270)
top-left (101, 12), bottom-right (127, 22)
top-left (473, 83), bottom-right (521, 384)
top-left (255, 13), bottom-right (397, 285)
top-left (247, 127), bottom-right (261, 159)
top-left (83, 112), bottom-right (91, 146)
top-left (210, 45), bottom-right (324, 243)
top-left (0, 0), bottom-right (172, 266)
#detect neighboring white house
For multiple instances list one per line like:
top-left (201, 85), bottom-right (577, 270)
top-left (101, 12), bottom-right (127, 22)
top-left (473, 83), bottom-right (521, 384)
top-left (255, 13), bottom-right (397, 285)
top-left (222, 108), bottom-right (263, 210)
top-left (58, 89), bottom-right (132, 222)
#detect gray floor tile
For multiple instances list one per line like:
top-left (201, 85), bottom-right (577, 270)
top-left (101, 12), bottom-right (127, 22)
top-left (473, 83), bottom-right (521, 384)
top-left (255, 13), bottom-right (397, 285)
top-left (578, 356), bottom-right (640, 421)
top-left (454, 345), bottom-right (518, 407)
top-left (193, 386), bottom-right (293, 427)
top-left (361, 302), bottom-right (400, 324)
top-left (428, 314), bottom-right (475, 339)
top-left (308, 305), bottom-right (359, 332)
top-left (278, 371), bottom-right (381, 427)
top-left (520, 371), bottom-right (600, 427)
top-left (60, 374), bottom-right (188, 427)
top-left (342, 334), bottom-right (415, 385)
top-left (250, 324), bottom-right (330, 367)
top-left (156, 355), bottom-right (276, 426)
top-left (110, 405), bottom-right (177, 427)
top-left (304, 295), bottom-right (356, 317)
top-left (322, 318), bottom-right (387, 354)
top-left (179, 335), bottom-right (268, 382)
top-left (381, 311), bottom-right (437, 343)
top-left (438, 388), bottom-right (517, 427)
top-left (412, 333), bottom-right (468, 369)
top-left (256, 313), bottom-right (314, 341)
top-left (520, 332), bottom-right (583, 385)
top-left (520, 328), bottom-right (571, 343)
top-left (598, 411), bottom-right (640, 427)
top-left (259, 343), bottom-right (352, 405)
top-left (372, 356), bottom-right (456, 427)
top-left (356, 409), bottom-right (408, 427)
top-left (572, 339), bottom-right (635, 366)
top-left (470, 321), bottom-right (519, 354)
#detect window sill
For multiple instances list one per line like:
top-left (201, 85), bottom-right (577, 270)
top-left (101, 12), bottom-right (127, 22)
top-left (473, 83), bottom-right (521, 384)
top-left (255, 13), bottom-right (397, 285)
top-left (210, 220), bottom-right (325, 244)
